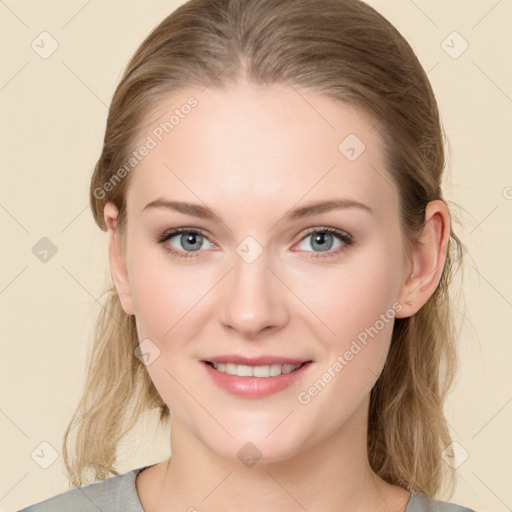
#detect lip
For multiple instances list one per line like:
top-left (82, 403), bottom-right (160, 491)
top-left (203, 355), bottom-right (310, 366)
top-left (201, 360), bottom-right (314, 399)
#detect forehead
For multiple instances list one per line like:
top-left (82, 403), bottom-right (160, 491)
top-left (126, 83), bottom-right (398, 220)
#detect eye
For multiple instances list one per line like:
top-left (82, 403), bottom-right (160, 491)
top-left (156, 226), bottom-right (353, 261)
top-left (156, 228), bottom-right (215, 259)
top-left (293, 227), bottom-right (353, 259)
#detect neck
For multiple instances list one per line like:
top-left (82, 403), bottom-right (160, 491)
top-left (137, 398), bottom-right (410, 512)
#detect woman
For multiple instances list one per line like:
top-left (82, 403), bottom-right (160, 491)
top-left (19, 0), bottom-right (475, 510)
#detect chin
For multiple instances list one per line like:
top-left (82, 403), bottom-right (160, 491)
top-left (201, 424), bottom-right (307, 466)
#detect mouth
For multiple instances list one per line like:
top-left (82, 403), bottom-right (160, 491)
top-left (200, 358), bottom-right (314, 398)
top-left (202, 360), bottom-right (311, 378)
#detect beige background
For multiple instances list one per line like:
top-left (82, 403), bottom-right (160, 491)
top-left (1, 0), bottom-right (511, 510)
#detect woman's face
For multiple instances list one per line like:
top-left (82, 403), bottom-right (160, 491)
top-left (109, 83), bottom-right (413, 462)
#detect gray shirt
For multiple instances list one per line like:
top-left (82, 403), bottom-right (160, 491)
top-left (18, 466), bottom-right (477, 511)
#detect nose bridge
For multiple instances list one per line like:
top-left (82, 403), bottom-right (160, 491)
top-left (220, 243), bottom-right (288, 337)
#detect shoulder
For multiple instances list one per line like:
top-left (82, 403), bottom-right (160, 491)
top-left (17, 467), bottom-right (146, 512)
top-left (406, 492), bottom-right (477, 512)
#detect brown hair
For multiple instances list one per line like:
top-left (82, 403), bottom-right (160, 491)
top-left (63, 0), bottom-right (464, 498)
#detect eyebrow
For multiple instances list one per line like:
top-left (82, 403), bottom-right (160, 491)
top-left (141, 197), bottom-right (372, 221)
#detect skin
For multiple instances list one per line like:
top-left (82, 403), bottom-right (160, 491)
top-left (104, 81), bottom-right (451, 512)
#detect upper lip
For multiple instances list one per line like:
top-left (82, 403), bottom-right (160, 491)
top-left (203, 355), bottom-right (312, 366)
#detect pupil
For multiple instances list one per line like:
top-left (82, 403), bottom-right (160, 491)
top-left (182, 233), bottom-right (202, 251)
top-left (313, 232), bottom-right (332, 252)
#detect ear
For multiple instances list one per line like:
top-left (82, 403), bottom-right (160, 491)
top-left (103, 202), bottom-right (134, 316)
top-left (395, 200), bottom-right (451, 319)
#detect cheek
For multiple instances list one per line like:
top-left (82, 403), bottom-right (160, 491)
top-left (292, 260), bottom-right (399, 443)
top-left (290, 243), bottom-right (402, 408)
top-left (127, 247), bottom-right (207, 413)
top-left (292, 245), bottom-right (402, 346)
top-left (128, 240), bottom-right (209, 338)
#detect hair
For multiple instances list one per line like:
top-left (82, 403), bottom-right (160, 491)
top-left (63, 0), bottom-right (465, 498)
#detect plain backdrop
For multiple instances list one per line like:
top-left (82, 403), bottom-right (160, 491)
top-left (1, 1), bottom-right (511, 511)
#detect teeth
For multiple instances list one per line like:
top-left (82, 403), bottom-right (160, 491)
top-left (211, 362), bottom-right (303, 377)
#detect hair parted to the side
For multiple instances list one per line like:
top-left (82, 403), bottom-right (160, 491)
top-left (63, 0), bottom-right (465, 498)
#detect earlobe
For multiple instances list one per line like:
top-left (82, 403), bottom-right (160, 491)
top-left (395, 200), bottom-right (451, 319)
top-left (103, 202), bottom-right (134, 316)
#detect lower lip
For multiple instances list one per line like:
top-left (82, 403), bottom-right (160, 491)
top-left (201, 361), bottom-right (313, 399)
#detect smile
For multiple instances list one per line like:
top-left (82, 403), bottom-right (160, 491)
top-left (207, 361), bottom-right (305, 378)
top-left (201, 360), bottom-right (313, 398)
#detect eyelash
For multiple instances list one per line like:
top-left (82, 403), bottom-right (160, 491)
top-left (155, 226), bottom-right (353, 261)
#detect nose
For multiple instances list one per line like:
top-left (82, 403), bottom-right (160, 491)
top-left (219, 249), bottom-right (289, 340)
